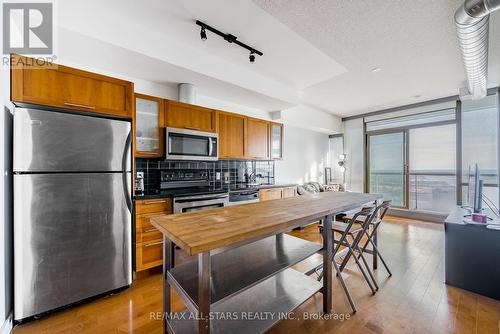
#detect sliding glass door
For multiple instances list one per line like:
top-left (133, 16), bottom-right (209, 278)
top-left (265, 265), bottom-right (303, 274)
top-left (408, 124), bottom-right (456, 212)
top-left (368, 123), bottom-right (457, 213)
top-left (368, 131), bottom-right (407, 208)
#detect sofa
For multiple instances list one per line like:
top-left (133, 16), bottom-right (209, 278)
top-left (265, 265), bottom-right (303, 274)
top-left (297, 182), bottom-right (345, 195)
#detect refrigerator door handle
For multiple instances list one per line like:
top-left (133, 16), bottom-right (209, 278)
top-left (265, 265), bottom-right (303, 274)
top-left (122, 131), bottom-right (132, 212)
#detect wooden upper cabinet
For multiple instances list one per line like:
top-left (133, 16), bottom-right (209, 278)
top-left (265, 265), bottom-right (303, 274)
top-left (135, 94), bottom-right (164, 158)
top-left (217, 111), bottom-right (245, 159)
top-left (165, 100), bottom-right (216, 132)
top-left (245, 117), bottom-right (270, 159)
top-left (11, 54), bottom-right (133, 117)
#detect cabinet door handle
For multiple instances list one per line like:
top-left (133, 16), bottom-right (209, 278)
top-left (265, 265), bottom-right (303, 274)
top-left (144, 240), bottom-right (163, 247)
top-left (143, 199), bottom-right (167, 205)
top-left (64, 102), bottom-right (96, 109)
top-left (143, 227), bottom-right (158, 233)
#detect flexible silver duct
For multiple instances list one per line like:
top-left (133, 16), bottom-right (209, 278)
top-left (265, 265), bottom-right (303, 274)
top-left (455, 0), bottom-right (500, 99)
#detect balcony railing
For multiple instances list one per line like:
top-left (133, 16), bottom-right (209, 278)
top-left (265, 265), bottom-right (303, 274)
top-left (409, 173), bottom-right (456, 213)
top-left (369, 171), bottom-right (457, 213)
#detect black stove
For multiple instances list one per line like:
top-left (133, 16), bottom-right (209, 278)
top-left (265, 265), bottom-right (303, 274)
top-left (159, 169), bottom-right (228, 199)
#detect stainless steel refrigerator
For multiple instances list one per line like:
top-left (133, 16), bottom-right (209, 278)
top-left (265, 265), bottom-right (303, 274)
top-left (13, 107), bottom-right (132, 321)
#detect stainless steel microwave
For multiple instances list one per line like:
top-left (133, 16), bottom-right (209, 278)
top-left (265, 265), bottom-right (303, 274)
top-left (166, 127), bottom-right (218, 161)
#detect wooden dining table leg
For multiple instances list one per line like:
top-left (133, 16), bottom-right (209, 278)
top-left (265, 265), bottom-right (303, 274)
top-left (322, 214), bottom-right (333, 314)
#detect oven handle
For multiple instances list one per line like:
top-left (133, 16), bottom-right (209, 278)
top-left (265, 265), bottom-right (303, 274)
top-left (174, 194), bottom-right (229, 203)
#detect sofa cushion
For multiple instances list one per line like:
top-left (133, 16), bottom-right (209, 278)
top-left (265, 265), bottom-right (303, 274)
top-left (298, 182), bottom-right (322, 195)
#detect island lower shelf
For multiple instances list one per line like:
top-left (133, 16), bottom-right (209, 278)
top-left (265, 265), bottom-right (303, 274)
top-left (168, 234), bottom-right (322, 313)
top-left (169, 268), bottom-right (322, 334)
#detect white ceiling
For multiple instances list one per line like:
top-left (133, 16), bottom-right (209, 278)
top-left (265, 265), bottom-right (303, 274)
top-left (56, 0), bottom-right (500, 117)
top-left (254, 0), bottom-right (500, 117)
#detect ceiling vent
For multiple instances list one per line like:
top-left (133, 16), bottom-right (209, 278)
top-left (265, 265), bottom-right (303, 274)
top-left (178, 83), bottom-right (197, 104)
top-left (455, 0), bottom-right (500, 100)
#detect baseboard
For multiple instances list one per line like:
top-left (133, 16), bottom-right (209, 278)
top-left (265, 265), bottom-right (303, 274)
top-left (388, 208), bottom-right (447, 223)
top-left (0, 313), bottom-right (13, 334)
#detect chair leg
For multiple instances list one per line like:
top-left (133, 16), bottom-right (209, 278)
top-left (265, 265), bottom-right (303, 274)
top-left (348, 245), bottom-right (376, 294)
top-left (368, 237), bottom-right (392, 277)
top-left (359, 229), bottom-right (392, 277)
top-left (333, 260), bottom-right (357, 313)
top-left (354, 244), bottom-right (379, 291)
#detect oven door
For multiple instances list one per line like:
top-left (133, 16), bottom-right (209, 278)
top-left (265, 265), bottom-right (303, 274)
top-left (173, 193), bottom-right (229, 213)
top-left (166, 127), bottom-right (218, 161)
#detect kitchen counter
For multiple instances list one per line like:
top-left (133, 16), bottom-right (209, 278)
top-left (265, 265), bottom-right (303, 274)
top-left (151, 191), bottom-right (381, 333)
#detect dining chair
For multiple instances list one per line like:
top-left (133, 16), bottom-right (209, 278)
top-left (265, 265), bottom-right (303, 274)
top-left (317, 206), bottom-right (378, 313)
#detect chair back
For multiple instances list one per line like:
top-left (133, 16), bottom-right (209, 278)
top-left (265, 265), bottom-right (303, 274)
top-left (374, 200), bottom-right (392, 222)
top-left (334, 206), bottom-right (376, 254)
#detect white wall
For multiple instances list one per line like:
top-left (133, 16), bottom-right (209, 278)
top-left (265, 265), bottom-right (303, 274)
top-left (273, 104), bottom-right (343, 134)
top-left (329, 136), bottom-right (344, 183)
top-left (343, 118), bottom-right (365, 192)
top-left (275, 125), bottom-right (330, 185)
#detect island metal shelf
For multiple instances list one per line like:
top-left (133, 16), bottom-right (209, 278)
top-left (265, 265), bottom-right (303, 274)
top-left (168, 268), bottom-right (322, 334)
top-left (167, 234), bottom-right (322, 313)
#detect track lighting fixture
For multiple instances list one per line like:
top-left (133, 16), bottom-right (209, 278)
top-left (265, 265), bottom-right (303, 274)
top-left (200, 26), bottom-right (207, 41)
top-left (196, 20), bottom-right (263, 63)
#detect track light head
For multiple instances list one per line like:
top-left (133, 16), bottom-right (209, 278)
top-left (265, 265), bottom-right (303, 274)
top-left (200, 27), bottom-right (207, 41)
top-left (249, 53), bottom-right (255, 63)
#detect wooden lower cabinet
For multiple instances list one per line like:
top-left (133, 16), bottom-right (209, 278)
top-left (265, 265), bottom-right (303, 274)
top-left (259, 188), bottom-right (283, 201)
top-left (136, 240), bottom-right (164, 271)
top-left (282, 187), bottom-right (297, 198)
top-left (259, 186), bottom-right (297, 202)
top-left (135, 198), bottom-right (172, 272)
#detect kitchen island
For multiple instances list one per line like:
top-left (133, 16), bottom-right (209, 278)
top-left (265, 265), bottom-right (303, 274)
top-left (151, 191), bottom-right (382, 333)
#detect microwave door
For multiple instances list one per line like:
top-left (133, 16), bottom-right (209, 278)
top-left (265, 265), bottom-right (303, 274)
top-left (166, 129), bottom-right (217, 161)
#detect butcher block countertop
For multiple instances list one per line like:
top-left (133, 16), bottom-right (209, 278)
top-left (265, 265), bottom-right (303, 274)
top-left (151, 191), bottom-right (381, 256)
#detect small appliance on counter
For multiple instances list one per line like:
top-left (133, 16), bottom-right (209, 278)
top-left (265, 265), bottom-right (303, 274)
top-left (135, 171), bottom-right (144, 195)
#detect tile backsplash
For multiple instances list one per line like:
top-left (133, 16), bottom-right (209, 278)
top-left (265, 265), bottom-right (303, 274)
top-left (136, 158), bottom-right (275, 193)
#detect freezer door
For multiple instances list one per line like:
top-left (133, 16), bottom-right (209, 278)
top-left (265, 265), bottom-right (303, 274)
top-left (14, 173), bottom-right (132, 320)
top-left (14, 108), bottom-right (131, 172)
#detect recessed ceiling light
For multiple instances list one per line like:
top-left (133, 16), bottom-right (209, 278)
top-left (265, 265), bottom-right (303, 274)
top-left (371, 67), bottom-right (381, 73)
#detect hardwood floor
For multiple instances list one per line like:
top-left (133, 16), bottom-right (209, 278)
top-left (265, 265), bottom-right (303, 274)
top-left (13, 216), bottom-right (500, 334)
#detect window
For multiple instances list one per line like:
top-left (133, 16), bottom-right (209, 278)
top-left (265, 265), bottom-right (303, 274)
top-left (461, 93), bottom-right (499, 209)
